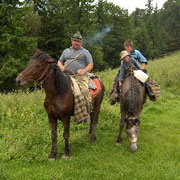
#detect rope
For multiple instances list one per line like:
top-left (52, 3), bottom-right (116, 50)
top-left (64, 53), bottom-right (83, 75)
top-left (64, 53), bottom-right (83, 69)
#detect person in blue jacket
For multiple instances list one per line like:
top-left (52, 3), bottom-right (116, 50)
top-left (111, 40), bottom-right (155, 103)
top-left (124, 39), bottom-right (147, 70)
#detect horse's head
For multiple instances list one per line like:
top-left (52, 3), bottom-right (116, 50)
top-left (126, 116), bottom-right (140, 152)
top-left (126, 65), bottom-right (135, 76)
top-left (16, 50), bottom-right (54, 86)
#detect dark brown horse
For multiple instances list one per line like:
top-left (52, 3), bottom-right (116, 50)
top-left (16, 51), bottom-right (105, 160)
top-left (116, 67), bottom-right (146, 152)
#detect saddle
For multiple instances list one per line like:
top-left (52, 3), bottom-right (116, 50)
top-left (89, 78), bottom-right (102, 99)
top-left (69, 75), bottom-right (102, 123)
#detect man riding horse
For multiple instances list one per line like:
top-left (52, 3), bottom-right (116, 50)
top-left (58, 31), bottom-right (93, 75)
top-left (118, 50), bottom-right (155, 98)
top-left (58, 31), bottom-right (97, 123)
top-left (110, 40), bottom-right (155, 104)
top-left (16, 33), bottom-right (105, 158)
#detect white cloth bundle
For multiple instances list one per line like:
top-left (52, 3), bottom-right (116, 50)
top-left (133, 70), bottom-right (149, 83)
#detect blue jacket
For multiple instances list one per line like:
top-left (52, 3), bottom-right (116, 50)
top-left (130, 49), bottom-right (147, 65)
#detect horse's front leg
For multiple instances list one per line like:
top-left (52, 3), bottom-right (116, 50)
top-left (48, 116), bottom-right (58, 160)
top-left (129, 115), bottom-right (140, 153)
top-left (62, 116), bottom-right (70, 159)
top-left (89, 102), bottom-right (101, 143)
top-left (116, 104), bottom-right (126, 146)
top-left (90, 111), bottom-right (97, 142)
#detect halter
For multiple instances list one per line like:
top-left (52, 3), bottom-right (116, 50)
top-left (19, 63), bottom-right (52, 86)
top-left (36, 64), bottom-right (52, 86)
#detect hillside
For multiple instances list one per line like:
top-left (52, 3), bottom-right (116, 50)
top-left (0, 52), bottom-right (180, 180)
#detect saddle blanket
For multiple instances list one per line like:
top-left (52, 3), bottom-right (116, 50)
top-left (89, 78), bottom-right (102, 99)
top-left (70, 74), bottom-right (102, 124)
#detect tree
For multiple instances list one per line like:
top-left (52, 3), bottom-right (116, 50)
top-left (95, 1), bottom-right (133, 67)
top-left (0, 1), bottom-right (38, 91)
top-left (160, 0), bottom-right (180, 51)
top-left (131, 0), bottom-right (168, 58)
top-left (131, 7), bottom-right (153, 58)
top-left (35, 0), bottom-right (96, 59)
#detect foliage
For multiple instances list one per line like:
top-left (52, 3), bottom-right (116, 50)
top-left (94, 1), bottom-right (132, 68)
top-left (0, 0), bottom-right (180, 91)
top-left (37, 0), bottom-right (96, 59)
top-left (160, 0), bottom-right (180, 51)
top-left (0, 1), bottom-right (38, 91)
top-left (131, 0), bottom-right (180, 59)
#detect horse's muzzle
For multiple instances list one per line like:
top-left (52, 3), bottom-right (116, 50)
top-left (16, 74), bottom-right (27, 87)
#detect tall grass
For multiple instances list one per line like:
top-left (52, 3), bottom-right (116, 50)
top-left (147, 52), bottom-right (180, 92)
top-left (0, 52), bottom-right (180, 179)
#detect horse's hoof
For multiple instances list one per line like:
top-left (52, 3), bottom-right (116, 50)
top-left (90, 136), bottom-right (96, 143)
top-left (130, 144), bottom-right (137, 152)
top-left (61, 155), bottom-right (70, 159)
top-left (48, 153), bottom-right (57, 161)
top-left (48, 157), bottom-right (55, 161)
top-left (115, 142), bottom-right (122, 146)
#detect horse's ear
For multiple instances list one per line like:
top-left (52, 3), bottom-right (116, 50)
top-left (35, 48), bottom-right (41, 53)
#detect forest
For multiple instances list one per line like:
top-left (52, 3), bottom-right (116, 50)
top-left (0, 0), bottom-right (180, 91)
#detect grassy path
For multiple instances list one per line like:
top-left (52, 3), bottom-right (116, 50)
top-left (0, 91), bottom-right (180, 180)
top-left (1, 53), bottom-right (180, 179)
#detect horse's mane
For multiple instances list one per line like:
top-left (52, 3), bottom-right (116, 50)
top-left (33, 52), bottom-right (71, 96)
top-left (123, 75), bottom-right (141, 116)
top-left (51, 63), bottom-right (71, 96)
top-left (32, 52), bottom-right (52, 62)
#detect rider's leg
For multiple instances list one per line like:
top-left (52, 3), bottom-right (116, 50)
top-left (144, 82), bottom-right (156, 101)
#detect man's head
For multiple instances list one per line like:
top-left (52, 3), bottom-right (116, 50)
top-left (124, 40), bottom-right (133, 53)
top-left (120, 50), bottom-right (130, 62)
top-left (71, 31), bottom-right (83, 50)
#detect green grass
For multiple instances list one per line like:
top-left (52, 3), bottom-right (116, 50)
top-left (0, 52), bottom-right (180, 179)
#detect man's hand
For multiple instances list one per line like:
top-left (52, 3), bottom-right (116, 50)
top-left (60, 66), bottom-right (66, 71)
top-left (140, 63), bottom-right (146, 69)
top-left (119, 82), bottom-right (122, 87)
top-left (77, 63), bottom-right (93, 75)
top-left (77, 69), bottom-right (86, 74)
top-left (141, 69), bottom-right (147, 73)
top-left (58, 61), bottom-right (66, 71)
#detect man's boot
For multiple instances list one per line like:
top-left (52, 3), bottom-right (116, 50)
top-left (109, 70), bottom-right (121, 105)
top-left (109, 82), bottom-right (120, 105)
top-left (114, 87), bottom-right (119, 99)
top-left (145, 83), bottom-right (156, 101)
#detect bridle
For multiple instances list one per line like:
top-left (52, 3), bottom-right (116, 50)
top-left (36, 64), bottom-right (52, 86)
top-left (19, 62), bottom-right (53, 86)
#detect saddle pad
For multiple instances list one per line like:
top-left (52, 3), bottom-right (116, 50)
top-left (89, 78), bottom-right (101, 99)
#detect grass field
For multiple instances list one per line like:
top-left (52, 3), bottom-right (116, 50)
top-left (0, 52), bottom-right (180, 180)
